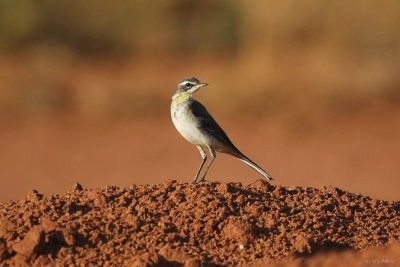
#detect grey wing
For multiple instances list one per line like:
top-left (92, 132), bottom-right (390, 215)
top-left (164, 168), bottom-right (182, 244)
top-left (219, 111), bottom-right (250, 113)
top-left (190, 100), bottom-right (240, 153)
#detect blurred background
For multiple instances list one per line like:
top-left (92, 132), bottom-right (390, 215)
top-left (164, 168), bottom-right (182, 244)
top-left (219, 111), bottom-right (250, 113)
top-left (1, 0), bottom-right (399, 201)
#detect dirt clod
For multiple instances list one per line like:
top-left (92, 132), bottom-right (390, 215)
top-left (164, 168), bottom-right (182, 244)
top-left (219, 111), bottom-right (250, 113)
top-left (72, 183), bottom-right (84, 191)
top-left (12, 226), bottom-right (45, 258)
top-left (0, 180), bottom-right (399, 266)
top-left (223, 217), bottom-right (256, 244)
top-left (25, 190), bottom-right (43, 202)
top-left (0, 238), bottom-right (9, 261)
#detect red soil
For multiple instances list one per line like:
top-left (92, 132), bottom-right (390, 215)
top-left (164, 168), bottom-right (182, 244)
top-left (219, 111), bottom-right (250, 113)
top-left (1, 180), bottom-right (399, 266)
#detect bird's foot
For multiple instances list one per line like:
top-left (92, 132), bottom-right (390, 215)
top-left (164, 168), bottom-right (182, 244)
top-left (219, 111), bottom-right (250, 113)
top-left (198, 177), bottom-right (207, 183)
top-left (192, 176), bottom-right (207, 184)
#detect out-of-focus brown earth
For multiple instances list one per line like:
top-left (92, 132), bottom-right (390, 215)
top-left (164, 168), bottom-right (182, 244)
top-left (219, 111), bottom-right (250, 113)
top-left (0, 106), bottom-right (399, 202)
top-left (0, 180), bottom-right (399, 266)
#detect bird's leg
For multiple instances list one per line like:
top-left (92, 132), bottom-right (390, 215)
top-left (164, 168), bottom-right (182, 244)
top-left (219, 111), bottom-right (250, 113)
top-left (199, 146), bottom-right (216, 182)
top-left (193, 145), bottom-right (207, 183)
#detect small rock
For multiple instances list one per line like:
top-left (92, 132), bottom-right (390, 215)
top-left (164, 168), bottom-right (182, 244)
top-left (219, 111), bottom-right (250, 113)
top-left (248, 179), bottom-right (274, 192)
top-left (12, 226), bottom-right (45, 257)
top-left (0, 219), bottom-right (13, 237)
top-left (125, 214), bottom-right (139, 228)
top-left (158, 245), bottom-right (187, 263)
top-left (72, 183), bottom-right (83, 191)
top-left (273, 185), bottom-right (287, 197)
top-left (40, 217), bottom-right (58, 233)
top-left (216, 183), bottom-right (233, 193)
top-left (25, 190), bottom-right (43, 202)
top-left (87, 190), bottom-right (107, 207)
top-left (0, 238), bottom-right (9, 261)
top-left (223, 217), bottom-right (256, 244)
top-left (61, 230), bottom-right (76, 246)
top-left (293, 233), bottom-right (313, 255)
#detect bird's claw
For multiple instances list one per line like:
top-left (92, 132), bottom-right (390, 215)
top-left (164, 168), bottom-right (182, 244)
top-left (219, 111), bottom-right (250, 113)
top-left (192, 177), bottom-right (206, 184)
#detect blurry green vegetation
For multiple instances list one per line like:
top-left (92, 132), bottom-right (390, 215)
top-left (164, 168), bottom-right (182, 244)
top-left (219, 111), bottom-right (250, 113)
top-left (0, 0), bottom-right (241, 55)
top-left (0, 1), bottom-right (399, 121)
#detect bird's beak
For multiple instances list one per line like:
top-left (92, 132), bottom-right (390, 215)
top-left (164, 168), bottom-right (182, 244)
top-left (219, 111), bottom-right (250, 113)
top-left (197, 83), bottom-right (208, 91)
top-left (189, 83), bottom-right (208, 94)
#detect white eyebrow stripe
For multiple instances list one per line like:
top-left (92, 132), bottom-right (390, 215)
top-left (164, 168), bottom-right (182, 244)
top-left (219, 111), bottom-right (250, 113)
top-left (179, 81), bottom-right (195, 86)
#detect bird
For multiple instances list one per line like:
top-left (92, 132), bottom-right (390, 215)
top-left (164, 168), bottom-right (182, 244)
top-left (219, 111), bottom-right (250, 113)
top-left (170, 77), bottom-right (273, 183)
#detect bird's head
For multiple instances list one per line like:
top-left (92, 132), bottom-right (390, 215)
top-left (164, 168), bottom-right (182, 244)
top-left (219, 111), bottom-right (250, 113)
top-left (176, 77), bottom-right (208, 95)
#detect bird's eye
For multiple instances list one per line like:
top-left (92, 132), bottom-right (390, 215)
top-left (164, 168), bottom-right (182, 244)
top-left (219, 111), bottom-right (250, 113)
top-left (185, 83), bottom-right (192, 88)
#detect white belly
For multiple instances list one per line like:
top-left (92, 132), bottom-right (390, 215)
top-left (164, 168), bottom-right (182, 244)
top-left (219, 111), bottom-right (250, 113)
top-left (171, 104), bottom-right (214, 146)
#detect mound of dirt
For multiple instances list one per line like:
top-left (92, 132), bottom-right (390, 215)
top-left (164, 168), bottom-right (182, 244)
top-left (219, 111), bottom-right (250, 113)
top-left (0, 180), bottom-right (399, 266)
top-left (269, 242), bottom-right (400, 267)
